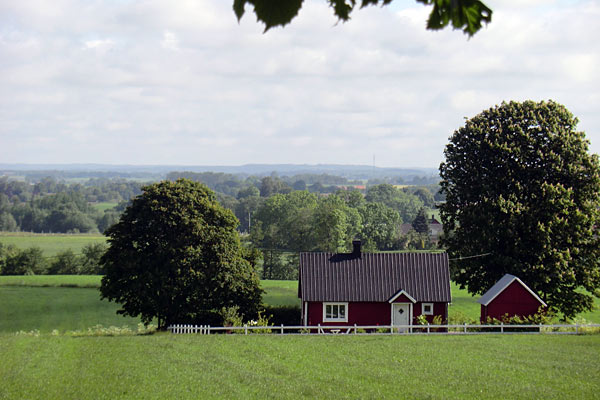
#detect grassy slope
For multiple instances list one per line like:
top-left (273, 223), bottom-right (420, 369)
top-left (0, 233), bottom-right (106, 256)
top-left (0, 334), bottom-right (598, 400)
top-left (261, 279), bottom-right (300, 307)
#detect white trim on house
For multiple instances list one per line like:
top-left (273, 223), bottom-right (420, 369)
top-left (323, 302), bottom-right (349, 323)
top-left (303, 301), bottom-right (308, 327)
top-left (478, 274), bottom-right (547, 307)
top-left (388, 289), bottom-right (416, 304)
top-left (421, 303), bottom-right (434, 315)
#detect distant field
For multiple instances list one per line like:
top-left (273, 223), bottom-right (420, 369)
top-left (0, 275), bottom-right (101, 288)
top-left (91, 202), bottom-right (118, 212)
top-left (0, 334), bottom-right (598, 399)
top-left (0, 233), bottom-right (106, 256)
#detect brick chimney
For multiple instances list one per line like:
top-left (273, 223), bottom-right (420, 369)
top-left (352, 240), bottom-right (362, 258)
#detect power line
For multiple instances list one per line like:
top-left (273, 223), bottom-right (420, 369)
top-left (449, 252), bottom-right (491, 261)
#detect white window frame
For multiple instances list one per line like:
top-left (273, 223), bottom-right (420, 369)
top-left (421, 303), bottom-right (434, 316)
top-left (323, 302), bottom-right (348, 322)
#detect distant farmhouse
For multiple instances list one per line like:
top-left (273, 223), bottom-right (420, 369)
top-left (298, 242), bottom-right (451, 330)
top-left (401, 214), bottom-right (443, 244)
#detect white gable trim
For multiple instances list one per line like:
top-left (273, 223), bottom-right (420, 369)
top-left (478, 275), bottom-right (547, 307)
top-left (388, 289), bottom-right (416, 304)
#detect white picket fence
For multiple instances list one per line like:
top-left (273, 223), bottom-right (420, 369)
top-left (169, 324), bottom-right (211, 334)
top-left (167, 323), bottom-right (600, 335)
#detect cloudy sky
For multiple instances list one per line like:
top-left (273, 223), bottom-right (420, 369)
top-left (1, 0), bottom-right (598, 168)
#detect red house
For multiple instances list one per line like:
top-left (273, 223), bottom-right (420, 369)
top-left (478, 274), bottom-right (547, 322)
top-left (298, 242), bottom-right (451, 329)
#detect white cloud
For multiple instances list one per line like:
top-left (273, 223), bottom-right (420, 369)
top-left (160, 30), bottom-right (179, 50)
top-left (84, 39), bottom-right (114, 50)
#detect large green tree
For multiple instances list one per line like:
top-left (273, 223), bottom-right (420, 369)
top-left (312, 195), bottom-right (361, 252)
top-left (358, 202), bottom-right (400, 251)
top-left (411, 207), bottom-right (429, 234)
top-left (439, 100), bottom-right (600, 319)
top-left (234, 0), bottom-right (492, 36)
top-left (100, 179), bottom-right (262, 329)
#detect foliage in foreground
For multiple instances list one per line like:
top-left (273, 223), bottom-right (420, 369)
top-left (100, 179), bottom-right (263, 329)
top-left (233, 0), bottom-right (492, 36)
top-left (440, 100), bottom-right (600, 319)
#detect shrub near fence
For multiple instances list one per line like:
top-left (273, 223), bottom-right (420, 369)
top-left (262, 305), bottom-right (301, 326)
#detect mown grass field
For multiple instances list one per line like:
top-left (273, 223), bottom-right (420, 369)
top-left (0, 233), bottom-right (106, 256)
top-left (0, 334), bottom-right (598, 399)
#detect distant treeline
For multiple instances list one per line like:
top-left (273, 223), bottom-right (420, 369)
top-left (0, 242), bottom-right (106, 275)
top-left (0, 172), bottom-right (443, 235)
top-left (1, 169), bottom-right (161, 181)
top-left (0, 177), bottom-right (140, 233)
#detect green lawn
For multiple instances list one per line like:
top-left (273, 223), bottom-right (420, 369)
top-left (0, 233), bottom-right (106, 256)
top-left (0, 334), bottom-right (598, 399)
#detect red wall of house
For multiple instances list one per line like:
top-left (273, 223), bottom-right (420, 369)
top-left (305, 300), bottom-right (447, 326)
top-left (306, 302), bottom-right (390, 326)
top-left (413, 302), bottom-right (448, 324)
top-left (481, 281), bottom-right (545, 322)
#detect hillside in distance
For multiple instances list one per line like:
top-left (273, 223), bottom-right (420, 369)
top-left (0, 163), bottom-right (439, 181)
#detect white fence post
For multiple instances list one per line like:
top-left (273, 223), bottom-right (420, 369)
top-left (464, 323), bottom-right (467, 333)
top-left (501, 323), bottom-right (504, 333)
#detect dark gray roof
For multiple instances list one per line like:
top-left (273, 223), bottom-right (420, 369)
top-left (478, 274), bottom-right (547, 307)
top-left (299, 252), bottom-right (451, 303)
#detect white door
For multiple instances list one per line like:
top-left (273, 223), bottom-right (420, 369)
top-left (392, 303), bottom-right (410, 332)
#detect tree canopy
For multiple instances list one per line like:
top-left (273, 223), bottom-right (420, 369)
top-left (439, 100), bottom-right (600, 319)
top-left (365, 183), bottom-right (423, 222)
top-left (100, 179), bottom-right (262, 329)
top-left (411, 207), bottom-right (428, 234)
top-left (233, 0), bottom-right (492, 36)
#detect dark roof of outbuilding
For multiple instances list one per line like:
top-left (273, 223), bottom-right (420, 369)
top-left (298, 252), bottom-right (451, 303)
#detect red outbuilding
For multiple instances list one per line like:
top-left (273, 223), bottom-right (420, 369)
top-left (478, 274), bottom-right (547, 322)
top-left (298, 241), bottom-right (451, 330)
